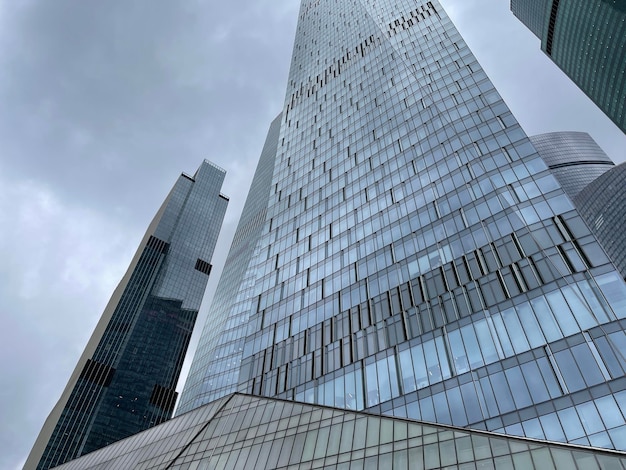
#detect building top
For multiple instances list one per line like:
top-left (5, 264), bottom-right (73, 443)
top-left (510, 0), bottom-right (550, 39)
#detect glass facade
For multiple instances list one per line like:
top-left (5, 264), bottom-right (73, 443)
top-left (177, 0), bottom-right (626, 454)
top-left (510, 0), bottom-right (550, 39)
top-left (511, 0), bottom-right (626, 134)
top-left (178, 115), bottom-right (283, 414)
top-left (574, 163), bottom-right (626, 281)
top-left (26, 161), bottom-right (228, 470)
top-left (53, 393), bottom-right (626, 470)
top-left (529, 132), bottom-right (614, 200)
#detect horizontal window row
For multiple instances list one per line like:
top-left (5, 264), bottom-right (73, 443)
top-left (256, 285), bottom-right (626, 411)
top-left (246, 263), bottom-right (626, 389)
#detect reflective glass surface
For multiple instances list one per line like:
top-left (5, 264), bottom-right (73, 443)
top-left (182, 0), bottom-right (626, 453)
top-left (34, 161), bottom-right (228, 470)
top-left (54, 393), bottom-right (626, 470)
top-left (513, 0), bottom-right (626, 133)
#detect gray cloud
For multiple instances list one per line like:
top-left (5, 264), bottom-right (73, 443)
top-left (0, 0), bottom-right (297, 220)
top-left (1, 1), bottom-right (624, 469)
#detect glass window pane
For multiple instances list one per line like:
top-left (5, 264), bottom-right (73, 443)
top-left (474, 319), bottom-right (499, 363)
top-left (505, 367), bottom-right (532, 408)
top-left (433, 391), bottom-right (452, 424)
top-left (562, 285), bottom-right (597, 330)
top-left (554, 349), bottom-right (586, 392)
top-left (570, 344), bottom-right (605, 387)
top-left (490, 371), bottom-right (515, 413)
top-left (540, 413), bottom-right (566, 442)
top-left (313, 426), bottom-right (330, 459)
top-left (399, 349), bottom-right (417, 393)
top-left (576, 401), bottom-right (605, 435)
top-left (520, 361), bottom-right (550, 403)
top-left (424, 442), bottom-right (441, 469)
top-left (393, 449), bottom-right (409, 470)
top-left (366, 417), bottom-right (380, 448)
top-left (531, 359), bottom-right (559, 401)
top-left (424, 339), bottom-right (442, 384)
top-left (593, 336), bottom-right (625, 378)
top-left (419, 396), bottom-right (436, 423)
top-left (355, 367), bottom-right (364, 411)
top-left (530, 448), bottom-right (556, 470)
top-left (577, 280), bottom-right (611, 324)
top-left (550, 449), bottom-right (576, 468)
top-left (352, 417), bottom-right (367, 450)
top-left (461, 324), bottom-right (483, 369)
top-left (411, 343), bottom-right (429, 388)
top-left (387, 356), bottom-right (400, 399)
top-left (447, 387), bottom-right (468, 426)
top-left (366, 362), bottom-right (379, 407)
top-left (558, 407), bottom-right (585, 441)
top-left (460, 382), bottom-right (484, 424)
top-left (546, 291), bottom-right (579, 336)
top-left (435, 336), bottom-right (452, 380)
top-left (522, 418), bottom-right (545, 440)
top-left (531, 296), bottom-right (562, 342)
top-left (479, 376), bottom-right (500, 417)
top-left (595, 396), bottom-right (625, 429)
top-left (339, 419), bottom-right (356, 454)
top-left (492, 313), bottom-right (515, 357)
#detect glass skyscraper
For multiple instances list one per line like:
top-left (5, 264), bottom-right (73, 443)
top-left (178, 116), bottom-right (282, 413)
top-left (574, 162), bottom-right (626, 282)
top-left (511, 0), bottom-right (626, 134)
top-left (26, 161), bottom-right (228, 470)
top-left (181, 0), bottom-right (626, 452)
top-left (528, 132), bottom-right (615, 200)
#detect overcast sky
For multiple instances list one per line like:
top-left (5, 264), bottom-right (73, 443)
top-left (1, 1), bottom-right (624, 469)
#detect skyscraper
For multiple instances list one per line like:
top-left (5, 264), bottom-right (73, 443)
top-left (510, 0), bottom-right (626, 134)
top-left (528, 133), bottom-right (626, 281)
top-left (528, 132), bottom-right (615, 200)
top-left (178, 116), bottom-right (282, 413)
top-left (25, 161), bottom-right (228, 470)
top-left (182, 0), bottom-right (626, 451)
top-left (574, 162), bottom-right (626, 281)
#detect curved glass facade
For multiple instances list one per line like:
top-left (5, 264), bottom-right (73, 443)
top-left (575, 163), bottom-right (626, 281)
top-left (182, 0), bottom-right (626, 453)
top-left (529, 131), bottom-right (614, 199)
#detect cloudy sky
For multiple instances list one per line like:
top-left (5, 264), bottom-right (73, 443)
top-left (0, 1), bottom-right (624, 468)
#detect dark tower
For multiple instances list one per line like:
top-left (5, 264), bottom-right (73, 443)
top-left (26, 161), bottom-right (228, 469)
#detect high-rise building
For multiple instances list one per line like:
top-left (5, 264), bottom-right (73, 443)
top-left (181, 0), bottom-right (626, 452)
top-left (528, 132), bottom-right (615, 200)
top-left (235, 0), bottom-right (626, 442)
top-left (178, 0), bottom-right (626, 449)
top-left (574, 162), bottom-right (626, 281)
top-left (510, 0), bottom-right (626, 134)
top-left (177, 115), bottom-right (282, 414)
top-left (25, 161), bottom-right (228, 470)
top-left (528, 132), bottom-right (626, 281)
